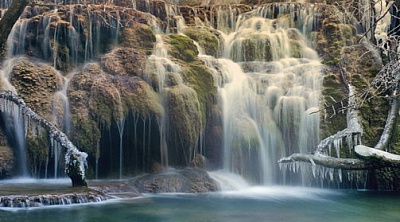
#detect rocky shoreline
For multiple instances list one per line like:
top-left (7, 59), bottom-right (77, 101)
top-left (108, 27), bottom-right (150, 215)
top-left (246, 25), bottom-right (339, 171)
top-left (0, 168), bottom-right (218, 208)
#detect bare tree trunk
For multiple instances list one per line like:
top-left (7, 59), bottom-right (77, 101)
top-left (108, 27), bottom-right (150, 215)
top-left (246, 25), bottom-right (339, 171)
top-left (278, 153), bottom-right (373, 170)
top-left (0, 0), bottom-right (30, 60)
top-left (0, 91), bottom-right (88, 186)
top-left (374, 91), bottom-right (399, 150)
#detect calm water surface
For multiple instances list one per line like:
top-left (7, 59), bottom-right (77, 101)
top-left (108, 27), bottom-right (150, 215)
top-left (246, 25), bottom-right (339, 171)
top-left (1, 186), bottom-right (400, 222)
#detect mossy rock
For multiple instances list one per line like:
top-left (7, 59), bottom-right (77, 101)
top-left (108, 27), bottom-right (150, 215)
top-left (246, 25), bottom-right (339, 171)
top-left (370, 167), bottom-right (400, 191)
top-left (0, 145), bottom-right (14, 178)
top-left (180, 62), bottom-right (218, 124)
top-left (10, 58), bottom-right (63, 121)
top-left (50, 21), bottom-right (73, 71)
top-left (119, 77), bottom-right (163, 118)
top-left (289, 39), bottom-right (302, 58)
top-left (320, 70), bottom-right (348, 139)
top-left (70, 115), bottom-right (101, 158)
top-left (89, 80), bottom-right (124, 128)
top-left (119, 24), bottom-right (156, 55)
top-left (390, 123), bottom-right (400, 154)
top-left (27, 132), bottom-right (49, 174)
top-left (101, 47), bottom-right (148, 77)
top-left (342, 43), bottom-right (386, 147)
top-left (231, 37), bottom-right (273, 62)
top-left (183, 26), bottom-right (220, 57)
top-left (315, 19), bottom-right (357, 66)
top-left (166, 34), bottom-right (198, 62)
top-left (68, 64), bottom-right (102, 158)
top-left (159, 33), bottom-right (217, 124)
top-left (165, 85), bottom-right (202, 165)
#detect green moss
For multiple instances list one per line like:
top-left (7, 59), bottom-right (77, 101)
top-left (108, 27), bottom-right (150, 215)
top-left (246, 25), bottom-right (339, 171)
top-left (231, 37), bottom-right (272, 62)
top-left (181, 62), bottom-right (217, 124)
top-left (121, 80), bottom-right (163, 118)
top-left (341, 43), bottom-right (386, 147)
top-left (183, 27), bottom-right (220, 57)
top-left (71, 117), bottom-right (101, 157)
top-left (27, 132), bottom-right (49, 172)
top-left (89, 81), bottom-right (124, 128)
top-left (165, 85), bottom-right (202, 165)
top-left (289, 39), bottom-right (302, 58)
top-left (338, 24), bottom-right (356, 45)
top-left (316, 20), bottom-right (357, 66)
top-left (166, 34), bottom-right (198, 62)
top-left (320, 72), bottom-right (348, 139)
top-left (350, 74), bottom-right (368, 89)
top-left (55, 42), bottom-right (71, 72)
top-left (358, 97), bottom-right (389, 147)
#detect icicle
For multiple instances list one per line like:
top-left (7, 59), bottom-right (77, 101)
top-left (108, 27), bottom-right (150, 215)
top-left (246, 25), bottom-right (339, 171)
top-left (335, 136), bottom-right (344, 158)
top-left (310, 158), bottom-right (316, 178)
top-left (116, 117), bottom-right (126, 179)
top-left (142, 117), bottom-right (147, 173)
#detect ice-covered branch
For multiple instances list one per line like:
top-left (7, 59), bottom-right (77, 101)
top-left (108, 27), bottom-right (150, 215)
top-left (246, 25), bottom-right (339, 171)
top-left (278, 85), bottom-right (367, 172)
top-left (356, 145), bottom-right (400, 166)
top-left (0, 91), bottom-right (87, 186)
top-left (278, 145), bottom-right (400, 170)
top-left (315, 85), bottom-right (362, 156)
top-left (278, 153), bottom-right (372, 170)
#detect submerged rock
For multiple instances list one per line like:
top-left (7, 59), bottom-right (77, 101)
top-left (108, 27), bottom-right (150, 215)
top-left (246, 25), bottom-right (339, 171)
top-left (0, 192), bottom-right (107, 208)
top-left (131, 168), bottom-right (218, 193)
top-left (0, 167), bottom-right (219, 208)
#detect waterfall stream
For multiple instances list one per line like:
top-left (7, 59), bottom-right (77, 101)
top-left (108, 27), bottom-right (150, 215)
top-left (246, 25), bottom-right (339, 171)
top-left (0, 1), bottom-right (380, 188)
top-left (1, 1), bottom-right (323, 184)
top-left (174, 4), bottom-right (323, 184)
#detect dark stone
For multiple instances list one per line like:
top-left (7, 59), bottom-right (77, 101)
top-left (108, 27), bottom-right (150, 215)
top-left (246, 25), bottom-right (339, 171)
top-left (66, 154), bottom-right (88, 187)
top-left (131, 168), bottom-right (218, 193)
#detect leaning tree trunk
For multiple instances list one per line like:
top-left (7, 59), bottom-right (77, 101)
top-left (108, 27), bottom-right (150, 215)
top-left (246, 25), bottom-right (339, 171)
top-left (374, 90), bottom-right (399, 150)
top-left (0, 91), bottom-right (88, 187)
top-left (0, 0), bottom-right (30, 60)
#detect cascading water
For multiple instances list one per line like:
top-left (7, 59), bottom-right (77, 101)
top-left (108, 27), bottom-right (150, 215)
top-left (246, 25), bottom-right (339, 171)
top-left (52, 73), bottom-right (74, 137)
top-left (0, 0), bottom-right (378, 188)
top-left (186, 4), bottom-right (323, 185)
top-left (0, 59), bottom-right (29, 177)
top-left (117, 117), bottom-right (126, 179)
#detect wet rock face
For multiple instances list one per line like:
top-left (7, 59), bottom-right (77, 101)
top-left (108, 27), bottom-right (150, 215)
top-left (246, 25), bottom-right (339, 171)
top-left (0, 127), bottom-right (13, 178)
top-left (5, 58), bottom-right (66, 175)
top-left (0, 146), bottom-right (14, 179)
top-left (9, 58), bottom-right (63, 121)
top-left (131, 168), bottom-right (218, 193)
top-left (8, 4), bottom-right (153, 72)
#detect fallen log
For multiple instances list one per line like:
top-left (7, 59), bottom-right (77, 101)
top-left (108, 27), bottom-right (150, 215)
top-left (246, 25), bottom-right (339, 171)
top-left (278, 153), bottom-right (373, 170)
top-left (278, 145), bottom-right (400, 170)
top-left (355, 145), bottom-right (400, 165)
top-left (0, 91), bottom-right (87, 186)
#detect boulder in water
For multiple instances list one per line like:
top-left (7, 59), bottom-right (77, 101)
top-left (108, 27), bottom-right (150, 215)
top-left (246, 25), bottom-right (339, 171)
top-left (131, 168), bottom-right (218, 193)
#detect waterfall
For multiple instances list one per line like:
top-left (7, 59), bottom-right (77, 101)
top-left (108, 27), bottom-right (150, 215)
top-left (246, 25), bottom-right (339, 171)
top-left (144, 30), bottom-right (183, 169)
top-left (187, 4), bottom-right (323, 184)
top-left (116, 117), bottom-right (125, 179)
top-left (0, 59), bottom-right (30, 177)
top-left (0, 1), bottom-right (372, 187)
top-left (52, 72), bottom-right (74, 137)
